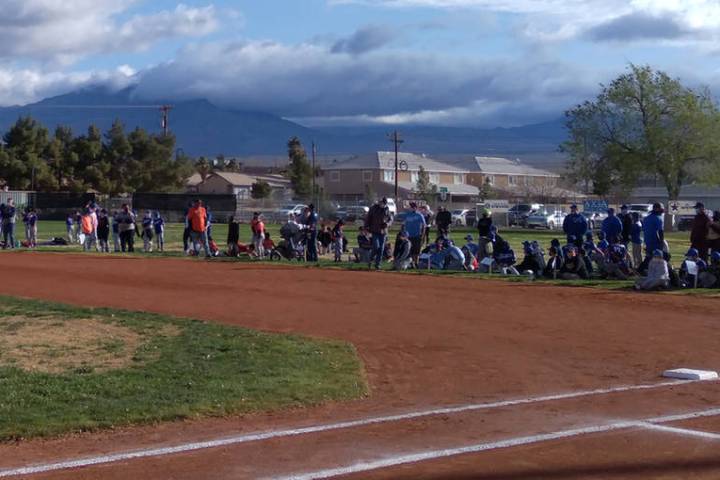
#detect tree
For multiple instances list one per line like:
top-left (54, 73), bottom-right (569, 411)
top-left (287, 136), bottom-right (313, 199)
top-left (414, 166), bottom-right (437, 203)
top-left (251, 179), bottom-right (272, 199)
top-left (195, 157), bottom-right (212, 182)
top-left (563, 64), bottom-right (720, 200)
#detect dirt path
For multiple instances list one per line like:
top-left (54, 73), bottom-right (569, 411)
top-left (0, 252), bottom-right (718, 479)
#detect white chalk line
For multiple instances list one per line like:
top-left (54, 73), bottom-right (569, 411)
top-left (0, 379), bottom-right (710, 478)
top-left (638, 422), bottom-right (720, 440)
top-left (270, 408), bottom-right (720, 480)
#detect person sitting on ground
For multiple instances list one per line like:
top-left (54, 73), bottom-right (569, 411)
top-left (354, 226), bottom-right (373, 263)
top-left (543, 246), bottom-right (564, 279)
top-left (517, 241), bottom-right (543, 278)
top-left (602, 243), bottom-right (632, 280)
top-left (392, 230), bottom-right (413, 271)
top-left (581, 232), bottom-right (598, 274)
top-left (418, 238), bottom-right (445, 269)
top-left (442, 239), bottom-right (467, 271)
top-left (551, 238), bottom-right (564, 262)
top-left (679, 248), bottom-right (707, 288)
top-left (493, 240), bottom-right (519, 275)
top-left (560, 245), bottom-right (589, 280)
top-left (563, 235), bottom-right (577, 260)
top-left (601, 208), bottom-right (623, 245)
top-left (635, 249), bottom-right (671, 291)
top-left (699, 251), bottom-right (720, 288)
top-left (462, 234), bottom-right (480, 271)
top-left (227, 216), bottom-right (240, 257)
top-left (263, 232), bottom-right (275, 253)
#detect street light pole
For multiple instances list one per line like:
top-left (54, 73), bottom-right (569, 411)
top-left (311, 141), bottom-right (317, 209)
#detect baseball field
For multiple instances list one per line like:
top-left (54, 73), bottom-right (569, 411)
top-left (0, 225), bottom-right (719, 479)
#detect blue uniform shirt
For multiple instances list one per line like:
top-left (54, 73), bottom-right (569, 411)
top-left (642, 213), bottom-right (664, 253)
top-left (403, 211), bottom-right (426, 238)
top-left (601, 215), bottom-right (623, 240)
top-left (563, 213), bottom-right (588, 239)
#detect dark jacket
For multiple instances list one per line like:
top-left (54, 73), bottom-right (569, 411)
top-left (436, 210), bottom-right (452, 230)
top-left (543, 256), bottom-right (564, 278)
top-left (618, 212), bottom-right (633, 243)
top-left (227, 221), bottom-right (240, 244)
top-left (365, 203), bottom-right (390, 235)
top-left (691, 212), bottom-right (711, 247)
top-left (476, 216), bottom-right (493, 238)
top-left (561, 256), bottom-right (589, 279)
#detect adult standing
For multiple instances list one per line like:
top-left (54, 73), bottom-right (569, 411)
top-left (690, 202), bottom-right (711, 262)
top-left (618, 204), bottom-right (633, 245)
top-left (403, 202), bottom-right (426, 268)
top-left (435, 206), bottom-right (452, 240)
top-left (250, 212), bottom-right (266, 258)
top-left (708, 211), bottom-right (720, 255)
top-left (562, 204), bottom-right (587, 248)
top-left (115, 204), bottom-right (137, 253)
top-left (187, 199), bottom-right (210, 257)
top-left (365, 197), bottom-right (391, 270)
top-left (421, 205), bottom-right (433, 246)
top-left (601, 208), bottom-right (623, 245)
top-left (630, 212), bottom-right (643, 269)
top-left (476, 208), bottom-right (493, 239)
top-left (1, 198), bottom-right (16, 249)
top-left (303, 204), bottom-right (319, 262)
top-left (642, 203), bottom-right (665, 265)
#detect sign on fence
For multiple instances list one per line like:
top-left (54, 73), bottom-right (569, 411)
top-left (480, 200), bottom-right (509, 213)
top-left (583, 200), bottom-right (609, 213)
top-left (669, 201), bottom-right (698, 216)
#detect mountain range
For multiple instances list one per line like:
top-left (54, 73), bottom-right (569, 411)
top-left (0, 86), bottom-right (568, 170)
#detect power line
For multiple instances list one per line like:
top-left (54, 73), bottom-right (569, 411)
top-left (388, 130), bottom-right (404, 200)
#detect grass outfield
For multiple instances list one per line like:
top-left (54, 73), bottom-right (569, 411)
top-left (8, 219), bottom-right (696, 261)
top-left (0, 296), bottom-right (367, 440)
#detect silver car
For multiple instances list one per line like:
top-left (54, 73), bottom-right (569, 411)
top-left (526, 210), bottom-right (566, 230)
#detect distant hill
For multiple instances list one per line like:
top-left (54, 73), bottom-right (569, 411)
top-left (0, 86), bottom-right (568, 170)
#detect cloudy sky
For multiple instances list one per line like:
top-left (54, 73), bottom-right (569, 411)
top-left (2, 0), bottom-right (719, 127)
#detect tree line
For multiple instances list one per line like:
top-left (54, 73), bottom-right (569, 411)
top-left (563, 64), bottom-right (720, 199)
top-left (0, 117), bottom-right (193, 195)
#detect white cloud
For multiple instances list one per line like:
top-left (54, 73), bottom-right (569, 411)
top-left (0, 1), bottom-right (219, 63)
top-left (331, 0), bottom-right (720, 44)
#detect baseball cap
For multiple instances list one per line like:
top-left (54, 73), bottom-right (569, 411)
top-left (621, 204), bottom-right (628, 210)
top-left (686, 248), bottom-right (699, 257)
top-left (570, 204), bottom-right (578, 209)
top-left (694, 202), bottom-right (705, 209)
top-left (607, 207), bottom-right (615, 214)
top-left (711, 251), bottom-right (720, 261)
top-left (653, 249), bottom-right (664, 257)
top-left (465, 234), bottom-right (473, 241)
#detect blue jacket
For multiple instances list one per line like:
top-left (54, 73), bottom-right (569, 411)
top-left (642, 213), bottom-right (664, 252)
top-left (403, 211), bottom-right (426, 238)
top-left (563, 213), bottom-right (588, 239)
top-left (630, 222), bottom-right (642, 244)
top-left (601, 215), bottom-right (623, 241)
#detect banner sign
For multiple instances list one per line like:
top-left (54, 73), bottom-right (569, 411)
top-left (480, 200), bottom-right (509, 213)
top-left (669, 201), bottom-right (698, 216)
top-left (583, 200), bottom-right (609, 213)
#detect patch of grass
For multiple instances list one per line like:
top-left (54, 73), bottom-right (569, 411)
top-left (0, 296), bottom-right (367, 441)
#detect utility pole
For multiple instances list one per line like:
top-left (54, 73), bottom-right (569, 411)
top-left (388, 130), bottom-right (404, 200)
top-left (160, 105), bottom-right (174, 136)
top-left (311, 141), bottom-right (317, 209)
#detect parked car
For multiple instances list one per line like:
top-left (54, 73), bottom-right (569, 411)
top-left (526, 210), bottom-right (566, 230)
top-left (581, 211), bottom-right (607, 230)
top-left (340, 205), bottom-right (370, 222)
top-left (275, 204), bottom-right (306, 220)
top-left (393, 211), bottom-right (408, 225)
top-left (628, 204), bottom-right (653, 219)
top-left (464, 209), bottom-right (477, 228)
top-left (452, 209), bottom-right (470, 226)
top-left (509, 203), bottom-right (543, 226)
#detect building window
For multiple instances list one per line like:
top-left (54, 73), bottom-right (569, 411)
top-left (362, 170), bottom-right (373, 182)
top-left (383, 170), bottom-right (395, 182)
top-left (508, 176), bottom-right (516, 186)
top-left (453, 174), bottom-right (463, 184)
top-left (330, 171), bottom-right (340, 182)
top-left (411, 172), bottom-right (419, 183)
top-left (429, 173), bottom-right (439, 184)
top-left (524, 176), bottom-right (531, 186)
top-left (486, 175), bottom-right (495, 186)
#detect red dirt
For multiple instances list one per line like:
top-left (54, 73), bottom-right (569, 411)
top-left (0, 252), bottom-right (719, 479)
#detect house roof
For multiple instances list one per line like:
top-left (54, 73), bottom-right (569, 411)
top-left (472, 157), bottom-right (559, 177)
top-left (326, 152), bottom-right (467, 173)
top-left (391, 181), bottom-right (479, 196)
top-left (204, 171), bottom-right (291, 188)
top-left (631, 185), bottom-right (720, 199)
top-left (185, 173), bottom-right (203, 187)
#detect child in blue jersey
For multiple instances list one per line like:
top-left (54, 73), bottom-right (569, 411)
top-left (66, 213), bottom-right (74, 243)
top-left (332, 219), bottom-right (345, 262)
top-left (630, 212), bottom-right (643, 269)
top-left (111, 212), bottom-right (121, 252)
top-left (680, 248), bottom-right (707, 288)
top-left (153, 211), bottom-right (165, 252)
top-left (25, 209), bottom-right (38, 247)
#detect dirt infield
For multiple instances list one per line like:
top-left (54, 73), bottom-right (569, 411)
top-left (0, 252), bottom-right (719, 479)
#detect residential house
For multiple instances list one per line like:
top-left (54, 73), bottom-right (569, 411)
top-left (321, 152), bottom-right (476, 203)
top-left (191, 171), bottom-right (292, 201)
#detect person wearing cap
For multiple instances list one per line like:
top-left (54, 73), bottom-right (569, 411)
top-left (601, 208), bottom-right (623, 245)
top-left (690, 202), bottom-right (711, 262)
top-left (562, 204), bottom-right (587, 248)
top-left (618, 205), bottom-right (633, 245)
top-left (559, 245), bottom-right (589, 280)
top-left (476, 208), bottom-right (493, 238)
top-left (634, 249), bottom-right (670, 290)
top-left (642, 203), bottom-right (665, 266)
top-left (680, 247), bottom-right (707, 288)
top-left (403, 202), bottom-right (427, 268)
top-left (365, 198), bottom-right (391, 269)
top-left (392, 230), bottom-right (412, 271)
top-left (302, 205), bottom-right (319, 262)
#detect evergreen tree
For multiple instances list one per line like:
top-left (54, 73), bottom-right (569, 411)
top-left (287, 137), bottom-right (313, 199)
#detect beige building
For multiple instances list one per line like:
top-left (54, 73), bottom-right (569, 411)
top-left (466, 157), bottom-right (560, 192)
top-left (321, 152), bottom-right (476, 202)
top-left (189, 171), bottom-right (291, 200)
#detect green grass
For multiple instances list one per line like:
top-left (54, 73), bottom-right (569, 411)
top-left (4, 220), bottom-right (717, 296)
top-left (0, 296), bottom-right (367, 441)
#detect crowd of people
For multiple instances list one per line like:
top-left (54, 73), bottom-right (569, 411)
top-left (2, 194), bottom-right (720, 291)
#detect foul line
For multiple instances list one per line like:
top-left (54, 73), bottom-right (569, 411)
top-left (0, 379), bottom-right (711, 478)
top-left (638, 422), bottom-right (720, 440)
top-left (271, 408), bottom-right (720, 480)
